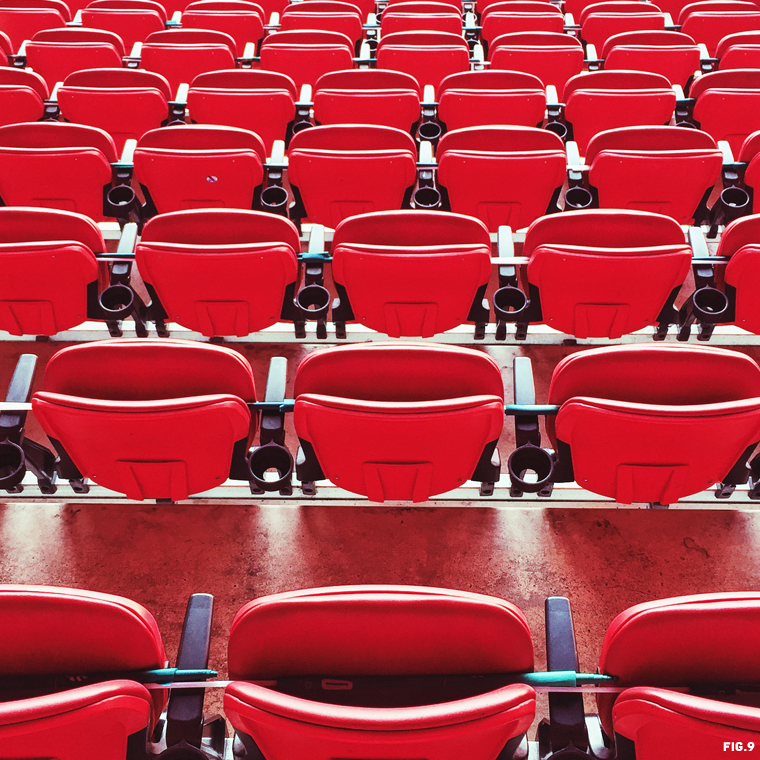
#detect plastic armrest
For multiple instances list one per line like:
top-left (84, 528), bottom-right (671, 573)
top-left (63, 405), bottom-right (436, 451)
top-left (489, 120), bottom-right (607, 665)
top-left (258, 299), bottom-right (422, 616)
top-left (718, 140), bottom-right (735, 164)
top-left (17, 40), bottom-right (28, 56)
top-left (265, 357), bottom-right (288, 403)
top-left (584, 42), bottom-right (598, 61)
top-left (418, 140), bottom-right (435, 165)
top-left (672, 83), bottom-right (685, 99)
top-left (171, 10), bottom-right (181, 21)
top-left (359, 40), bottom-right (371, 59)
top-left (566, 140), bottom-right (582, 169)
top-left (663, 11), bottom-right (674, 25)
top-left (129, 41), bottom-right (142, 57)
top-left (173, 82), bottom-right (189, 105)
top-left (166, 594), bottom-right (214, 748)
top-left (116, 223), bottom-right (139, 256)
top-left (49, 81), bottom-right (63, 102)
top-left (513, 356), bottom-right (536, 406)
top-left (422, 84), bottom-right (436, 105)
top-left (269, 139), bottom-right (285, 165)
top-left (116, 138), bottom-right (137, 167)
top-left (269, 11), bottom-right (279, 24)
top-left (298, 83), bottom-right (312, 103)
top-left (689, 226), bottom-right (710, 258)
top-left (464, 11), bottom-right (478, 27)
top-left (564, 12), bottom-right (575, 24)
top-left (472, 41), bottom-right (484, 63)
top-left (545, 84), bottom-right (559, 106)
top-left (497, 225), bottom-right (514, 259)
top-left (72, 9), bottom-right (83, 22)
top-left (698, 41), bottom-right (709, 59)
top-left (241, 41), bottom-right (255, 60)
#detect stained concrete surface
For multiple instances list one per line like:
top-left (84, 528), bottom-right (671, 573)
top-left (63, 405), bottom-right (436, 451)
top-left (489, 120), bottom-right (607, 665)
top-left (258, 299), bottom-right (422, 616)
top-left (1, 341), bottom-right (759, 729)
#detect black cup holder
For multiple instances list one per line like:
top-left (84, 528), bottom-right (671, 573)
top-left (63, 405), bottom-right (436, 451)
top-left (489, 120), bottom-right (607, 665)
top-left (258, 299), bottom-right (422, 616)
top-left (156, 743), bottom-right (208, 760)
top-left (413, 186), bottom-right (442, 209)
top-left (260, 185), bottom-right (289, 213)
top-left (721, 186), bottom-right (751, 213)
top-left (493, 286), bottom-right (529, 322)
top-left (105, 184), bottom-right (137, 215)
top-left (674, 120), bottom-right (698, 129)
top-left (295, 284), bottom-right (330, 321)
top-left (292, 120), bottom-right (312, 134)
top-left (247, 442), bottom-right (294, 492)
top-left (692, 286), bottom-right (729, 323)
top-left (99, 283), bottom-right (135, 320)
top-left (545, 121), bottom-right (568, 140)
top-left (564, 186), bottom-right (594, 210)
top-left (418, 121), bottom-right (442, 142)
top-left (0, 440), bottom-right (26, 490)
top-left (508, 444), bottom-right (554, 493)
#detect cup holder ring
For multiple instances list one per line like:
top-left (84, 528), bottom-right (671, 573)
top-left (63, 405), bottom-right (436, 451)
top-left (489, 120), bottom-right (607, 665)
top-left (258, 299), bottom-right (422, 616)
top-left (721, 185), bottom-right (751, 213)
top-left (507, 444), bottom-right (554, 493)
top-left (106, 184), bottom-right (137, 215)
top-left (247, 443), bottom-right (294, 492)
top-left (493, 286), bottom-right (529, 322)
top-left (418, 121), bottom-right (442, 142)
top-left (99, 283), bottom-right (135, 320)
top-left (260, 185), bottom-right (289, 214)
top-left (0, 440), bottom-right (26, 490)
top-left (295, 284), bottom-right (331, 321)
top-left (564, 185), bottom-right (594, 210)
top-left (545, 121), bottom-right (568, 140)
top-left (413, 186), bottom-right (442, 210)
top-left (692, 286), bottom-right (729, 323)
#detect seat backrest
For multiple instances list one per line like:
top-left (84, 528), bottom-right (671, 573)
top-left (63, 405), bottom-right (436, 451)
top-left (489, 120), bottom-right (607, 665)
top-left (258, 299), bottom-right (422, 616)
top-left (716, 30), bottom-right (760, 68)
top-left (287, 124), bottom-right (417, 227)
top-left (188, 69), bottom-right (296, 150)
top-left (279, 8), bottom-right (363, 40)
top-left (136, 208), bottom-right (300, 336)
top-left (181, 4), bottom-right (265, 55)
top-left (81, 4), bottom-right (164, 49)
top-left (598, 593), bottom-right (760, 737)
top-left (0, 67), bottom-right (48, 127)
top-left (679, 1), bottom-right (760, 54)
top-left (381, 7), bottom-right (465, 34)
top-left (720, 213), bottom-right (760, 331)
top-left (0, 4), bottom-right (67, 49)
top-left (488, 31), bottom-right (585, 97)
top-left (581, 2), bottom-right (665, 49)
top-left (133, 124), bottom-right (266, 214)
top-left (313, 68), bottom-right (422, 130)
top-left (32, 339), bottom-right (257, 500)
top-left (523, 209), bottom-right (691, 338)
top-left (59, 68), bottom-right (170, 151)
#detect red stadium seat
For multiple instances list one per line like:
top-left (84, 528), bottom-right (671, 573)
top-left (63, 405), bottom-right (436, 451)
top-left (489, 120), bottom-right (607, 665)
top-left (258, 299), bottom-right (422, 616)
top-left (521, 209), bottom-right (691, 338)
top-left (691, 70), bottom-right (760, 155)
top-left (187, 69), bottom-right (296, 152)
top-left (601, 30), bottom-right (701, 86)
top-left (562, 70), bottom-right (676, 153)
top-left (0, 28), bottom-right (12, 61)
top-left (488, 31), bottom-right (584, 97)
top-left (25, 28), bottom-right (124, 90)
top-left (0, 122), bottom-right (119, 221)
top-left (133, 125), bottom-right (266, 215)
top-left (381, 2), bottom-right (464, 35)
top-left (583, 126), bottom-right (722, 224)
top-left (0, 584), bottom-right (167, 759)
top-left (31, 339), bottom-right (257, 500)
top-left (0, 0), bottom-right (69, 50)
top-left (376, 31), bottom-right (471, 94)
top-left (720, 214), bottom-right (760, 333)
top-left (679, 0), bottom-right (760, 56)
top-left (437, 125), bottom-right (566, 230)
top-left (287, 124), bottom-right (417, 227)
top-left (0, 67), bottom-right (48, 126)
top-left (598, 593), bottom-right (760, 751)
top-left (224, 585), bottom-right (536, 759)
top-left (313, 69), bottom-right (422, 131)
top-left (0, 207), bottom-right (102, 336)
top-left (280, 2), bottom-right (363, 42)
top-left (260, 29), bottom-right (354, 90)
top-left (82, 0), bottom-right (166, 50)
top-left (579, 1), bottom-right (666, 51)
top-left (135, 209), bottom-right (300, 336)
top-left (739, 130), bottom-right (760, 213)
top-left (181, 0), bottom-right (265, 56)
top-left (140, 28), bottom-right (236, 93)
top-left (437, 70), bottom-right (546, 130)
top-left (546, 345), bottom-right (760, 503)
top-left (292, 343), bottom-right (505, 500)
top-left (58, 68), bottom-right (171, 152)
top-left (717, 30), bottom-right (760, 69)
top-left (481, 1), bottom-right (564, 43)
top-left (329, 210), bottom-right (491, 337)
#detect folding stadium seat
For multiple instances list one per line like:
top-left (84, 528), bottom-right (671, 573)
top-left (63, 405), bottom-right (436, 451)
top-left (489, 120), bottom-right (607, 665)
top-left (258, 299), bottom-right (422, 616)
top-left (717, 30), bottom-right (760, 69)
top-left (140, 28), bottom-right (236, 93)
top-left (312, 69), bottom-right (422, 131)
top-left (739, 130), bottom-right (760, 213)
top-left (288, 124), bottom-right (417, 227)
top-left (292, 344), bottom-right (505, 500)
top-left (514, 209), bottom-right (691, 339)
top-left (598, 593), bottom-right (760, 757)
top-left (376, 31), bottom-right (471, 94)
top-left (381, 2), bottom-right (464, 35)
top-left (576, 126), bottom-right (722, 224)
top-left (690, 70), bottom-right (760, 154)
top-left (0, 68), bottom-right (48, 126)
top-left (224, 586), bottom-right (537, 758)
top-left (133, 125), bottom-right (267, 215)
top-left (259, 30), bottom-right (354, 90)
top-left (0, 28), bottom-right (12, 62)
top-left (0, 585), bottom-right (168, 760)
top-left (181, 0), bottom-right (265, 56)
top-left (541, 344), bottom-right (760, 503)
top-left (279, 1), bottom-right (363, 44)
top-left (678, 0), bottom-right (760, 56)
top-left (437, 70), bottom-right (546, 130)
top-left (187, 70), bottom-right (296, 152)
top-left (601, 30), bottom-right (701, 86)
top-left (561, 70), bottom-right (676, 153)
top-left (32, 339), bottom-right (257, 499)
top-left (135, 208), bottom-right (300, 336)
top-left (58, 68), bottom-right (171, 152)
top-left (488, 32), bottom-right (584, 98)
top-left (578, 1), bottom-right (666, 52)
top-left (328, 210), bottom-right (491, 338)
top-left (386, 0), bottom-right (461, 8)
top-left (0, 0), bottom-right (69, 50)
top-left (25, 28), bottom-right (125, 91)
top-left (81, 0), bottom-right (167, 50)
top-left (436, 126), bottom-right (566, 231)
top-left (480, 1), bottom-right (565, 45)
top-left (0, 207), bottom-right (104, 336)
top-left (0, 122), bottom-right (122, 221)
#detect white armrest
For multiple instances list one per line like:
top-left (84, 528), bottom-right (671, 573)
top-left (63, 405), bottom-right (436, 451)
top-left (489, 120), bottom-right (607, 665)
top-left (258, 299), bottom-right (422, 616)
top-left (718, 140), bottom-right (735, 163)
top-left (698, 42), bottom-right (709, 58)
top-left (17, 40), bottom-right (28, 56)
top-left (419, 140), bottom-right (435, 164)
top-left (50, 81), bottom-right (63, 100)
top-left (564, 12), bottom-right (575, 24)
top-left (545, 84), bottom-right (559, 105)
top-left (171, 10), bottom-right (181, 21)
top-left (270, 139), bottom-right (286, 164)
top-left (464, 11), bottom-right (477, 27)
top-left (585, 42), bottom-right (597, 61)
top-left (672, 83), bottom-right (685, 99)
top-left (422, 84), bottom-right (435, 103)
top-left (117, 223), bottom-right (139, 255)
top-left (174, 82), bottom-right (189, 102)
top-left (119, 139), bottom-right (137, 165)
top-left (73, 9), bottom-right (83, 22)
top-left (299, 83), bottom-right (312, 102)
top-left (497, 226), bottom-right (514, 257)
top-left (359, 40), bottom-right (371, 59)
top-left (472, 41), bottom-right (484, 62)
top-left (566, 140), bottom-right (582, 167)
top-left (269, 11), bottom-right (279, 24)
top-left (242, 41), bottom-right (255, 59)
top-left (308, 225), bottom-right (326, 253)
top-left (367, 12), bottom-right (378, 24)
top-left (663, 12), bottom-right (674, 24)
top-left (130, 41), bottom-right (142, 57)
